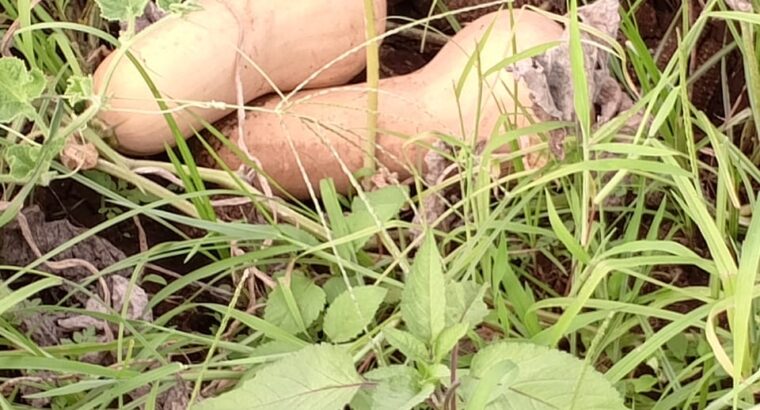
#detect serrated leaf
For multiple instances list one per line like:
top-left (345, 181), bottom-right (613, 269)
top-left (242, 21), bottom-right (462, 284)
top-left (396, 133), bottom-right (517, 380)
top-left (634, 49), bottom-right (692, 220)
top-left (400, 232), bottom-right (446, 343)
top-left (65, 75), bottom-right (93, 105)
top-left (433, 323), bottom-right (468, 362)
top-left (383, 328), bottom-right (428, 362)
top-left (264, 274), bottom-right (326, 335)
top-left (6, 144), bottom-right (42, 182)
top-left (0, 57), bottom-right (45, 123)
top-left (446, 281), bottom-right (489, 329)
top-left (324, 286), bottom-right (386, 343)
top-left (96, 0), bottom-right (150, 21)
top-left (345, 186), bottom-right (407, 249)
top-left (460, 342), bottom-right (627, 410)
top-left (355, 365), bottom-right (433, 410)
top-left (4, 140), bottom-right (61, 186)
top-left (193, 344), bottom-right (362, 410)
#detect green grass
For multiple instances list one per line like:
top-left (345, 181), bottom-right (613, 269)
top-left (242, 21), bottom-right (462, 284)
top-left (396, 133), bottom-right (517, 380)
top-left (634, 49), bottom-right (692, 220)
top-left (2, 0), bottom-right (760, 409)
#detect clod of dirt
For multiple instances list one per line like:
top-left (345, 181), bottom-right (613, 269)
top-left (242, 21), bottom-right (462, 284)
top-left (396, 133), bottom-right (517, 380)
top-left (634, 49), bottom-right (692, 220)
top-left (0, 206), bottom-right (131, 283)
top-left (411, 140), bottom-right (458, 235)
top-left (58, 275), bottom-right (153, 333)
top-left (121, 1), bottom-right (167, 34)
top-left (157, 380), bottom-right (192, 410)
top-left (508, 0), bottom-right (631, 159)
top-left (725, 0), bottom-right (752, 11)
top-left (129, 374), bottom-right (192, 409)
top-left (367, 166), bottom-right (402, 191)
top-left (19, 312), bottom-right (70, 347)
top-left (16, 372), bottom-right (58, 409)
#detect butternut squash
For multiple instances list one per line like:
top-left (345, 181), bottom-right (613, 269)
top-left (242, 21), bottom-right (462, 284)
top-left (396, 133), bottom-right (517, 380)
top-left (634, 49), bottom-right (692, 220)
top-left (93, 0), bottom-right (387, 155)
top-left (215, 9), bottom-right (564, 198)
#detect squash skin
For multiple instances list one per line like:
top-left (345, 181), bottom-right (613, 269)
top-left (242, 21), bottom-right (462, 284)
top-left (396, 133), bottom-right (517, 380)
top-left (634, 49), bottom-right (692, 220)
top-left (93, 0), bottom-right (388, 155)
top-left (217, 9), bottom-right (564, 199)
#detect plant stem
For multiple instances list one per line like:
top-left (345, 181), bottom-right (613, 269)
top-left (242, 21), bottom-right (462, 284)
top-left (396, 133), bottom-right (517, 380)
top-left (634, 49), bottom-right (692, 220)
top-left (94, 159), bottom-right (200, 218)
top-left (362, 0), bottom-right (380, 176)
top-left (114, 157), bottom-right (327, 238)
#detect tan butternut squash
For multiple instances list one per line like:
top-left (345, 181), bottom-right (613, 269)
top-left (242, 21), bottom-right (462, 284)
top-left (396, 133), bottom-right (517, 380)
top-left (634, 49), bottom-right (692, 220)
top-left (216, 9), bottom-right (563, 198)
top-left (93, 0), bottom-right (387, 155)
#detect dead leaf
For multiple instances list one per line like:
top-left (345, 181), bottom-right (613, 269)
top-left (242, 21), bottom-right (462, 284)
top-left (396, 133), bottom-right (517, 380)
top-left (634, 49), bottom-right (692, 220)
top-left (60, 136), bottom-right (98, 171)
top-left (508, 0), bottom-right (631, 161)
top-left (368, 167), bottom-right (401, 190)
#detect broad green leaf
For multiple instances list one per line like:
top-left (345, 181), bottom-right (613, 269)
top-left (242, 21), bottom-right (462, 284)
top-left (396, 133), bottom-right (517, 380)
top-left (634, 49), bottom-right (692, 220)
top-left (628, 375), bottom-right (657, 393)
top-left (5, 144), bottom-right (42, 182)
top-left (665, 333), bottom-right (688, 362)
top-left (350, 389), bottom-right (373, 410)
top-left (0, 57), bottom-right (45, 122)
top-left (461, 342), bottom-right (627, 410)
top-left (263, 274), bottom-right (326, 335)
top-left (4, 135), bottom-right (65, 185)
top-left (349, 186), bottom-right (407, 216)
top-left (400, 232), bottom-right (446, 343)
top-left (464, 360), bottom-right (517, 410)
top-left (345, 186), bottom-right (407, 249)
top-left (323, 276), bottom-right (349, 304)
top-left (445, 281), bottom-right (488, 329)
top-left (193, 344), bottom-right (362, 410)
top-left (433, 323), bottom-right (468, 362)
top-left (354, 366), bottom-right (433, 410)
top-left (383, 328), bottom-right (428, 362)
top-left (96, 0), bottom-right (150, 21)
top-left (324, 286), bottom-right (387, 342)
top-left (65, 75), bottom-right (93, 105)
